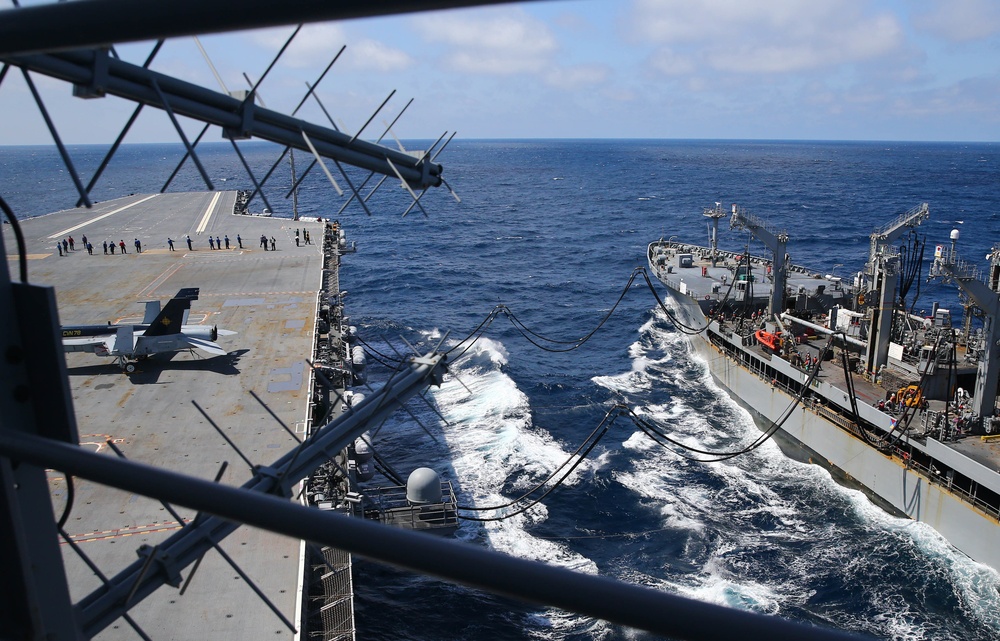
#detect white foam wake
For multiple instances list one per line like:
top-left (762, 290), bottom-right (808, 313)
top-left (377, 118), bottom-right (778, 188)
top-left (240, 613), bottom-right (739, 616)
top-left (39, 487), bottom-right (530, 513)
top-left (426, 335), bottom-right (605, 637)
top-left (592, 308), bottom-right (1000, 639)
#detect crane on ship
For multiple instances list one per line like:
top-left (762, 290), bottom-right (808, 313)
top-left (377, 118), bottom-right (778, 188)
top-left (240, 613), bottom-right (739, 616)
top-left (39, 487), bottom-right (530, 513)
top-left (729, 203), bottom-right (789, 319)
top-left (862, 203), bottom-right (929, 376)
top-left (929, 234), bottom-right (1000, 422)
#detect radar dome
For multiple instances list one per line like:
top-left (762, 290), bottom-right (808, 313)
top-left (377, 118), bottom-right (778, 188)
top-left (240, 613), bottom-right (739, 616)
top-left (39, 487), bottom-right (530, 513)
top-left (950, 229), bottom-right (960, 241)
top-left (406, 467), bottom-right (442, 505)
top-left (353, 432), bottom-right (373, 462)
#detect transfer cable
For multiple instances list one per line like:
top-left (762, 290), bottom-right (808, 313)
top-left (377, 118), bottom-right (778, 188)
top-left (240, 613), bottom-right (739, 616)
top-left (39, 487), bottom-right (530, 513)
top-left (500, 268), bottom-right (645, 352)
top-left (874, 332), bottom-right (944, 450)
top-left (353, 257), bottom-right (751, 375)
top-left (0, 194), bottom-right (28, 283)
top-left (456, 339), bottom-right (830, 520)
top-left (837, 341), bottom-right (883, 449)
top-left (457, 333), bottom-right (828, 518)
top-left (626, 339), bottom-right (834, 463)
top-left (457, 405), bottom-right (624, 512)
top-left (456, 406), bottom-right (627, 522)
top-left (445, 306), bottom-right (504, 360)
top-left (639, 249), bottom-right (752, 336)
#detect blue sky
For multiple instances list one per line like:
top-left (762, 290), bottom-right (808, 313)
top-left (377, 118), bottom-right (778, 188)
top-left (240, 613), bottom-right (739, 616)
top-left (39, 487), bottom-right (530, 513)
top-left (2, 0), bottom-right (1000, 143)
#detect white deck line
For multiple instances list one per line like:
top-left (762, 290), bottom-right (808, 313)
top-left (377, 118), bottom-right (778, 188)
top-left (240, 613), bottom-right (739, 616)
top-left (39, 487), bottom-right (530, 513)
top-left (47, 194), bottom-right (158, 239)
top-left (195, 191), bottom-right (222, 234)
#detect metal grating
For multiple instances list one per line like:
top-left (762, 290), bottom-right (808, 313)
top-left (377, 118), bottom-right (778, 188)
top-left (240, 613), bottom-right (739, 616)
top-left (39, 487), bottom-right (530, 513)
top-left (307, 545), bottom-right (355, 641)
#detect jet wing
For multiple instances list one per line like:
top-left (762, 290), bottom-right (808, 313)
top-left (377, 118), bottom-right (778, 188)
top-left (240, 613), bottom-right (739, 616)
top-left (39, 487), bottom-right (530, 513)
top-left (184, 337), bottom-right (228, 356)
top-left (62, 333), bottom-right (118, 356)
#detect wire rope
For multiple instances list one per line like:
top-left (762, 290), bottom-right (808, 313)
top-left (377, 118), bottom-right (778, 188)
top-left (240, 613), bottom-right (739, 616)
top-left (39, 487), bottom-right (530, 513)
top-left (0, 194), bottom-right (28, 283)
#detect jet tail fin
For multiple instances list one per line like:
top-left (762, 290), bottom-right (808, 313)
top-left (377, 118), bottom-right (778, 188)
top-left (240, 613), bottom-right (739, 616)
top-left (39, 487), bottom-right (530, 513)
top-left (143, 288), bottom-right (199, 337)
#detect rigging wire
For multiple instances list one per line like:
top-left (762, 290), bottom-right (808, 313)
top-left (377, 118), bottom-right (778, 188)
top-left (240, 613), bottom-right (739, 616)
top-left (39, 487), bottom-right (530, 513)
top-left (455, 337), bottom-right (830, 522)
top-left (337, 258), bottom-right (770, 520)
top-left (56, 474), bottom-right (76, 530)
top-left (0, 194), bottom-right (28, 283)
top-left (343, 256), bottom-right (887, 521)
top-left (498, 268), bottom-right (643, 351)
top-left (875, 332), bottom-right (944, 450)
top-left (344, 244), bottom-right (965, 529)
top-left (456, 405), bottom-right (624, 521)
top-left (457, 334), bottom-right (830, 521)
top-left (639, 248), bottom-right (751, 336)
top-left (351, 333), bottom-right (403, 368)
top-left (348, 250), bottom-right (752, 378)
top-left (628, 339), bottom-right (833, 464)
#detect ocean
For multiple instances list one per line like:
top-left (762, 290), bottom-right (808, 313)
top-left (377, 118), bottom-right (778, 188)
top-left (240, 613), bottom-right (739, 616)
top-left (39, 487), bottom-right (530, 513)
top-left (3, 139), bottom-right (1000, 640)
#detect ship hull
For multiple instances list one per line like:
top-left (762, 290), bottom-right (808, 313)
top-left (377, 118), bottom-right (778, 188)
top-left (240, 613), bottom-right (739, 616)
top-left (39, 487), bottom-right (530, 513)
top-left (661, 281), bottom-right (1000, 571)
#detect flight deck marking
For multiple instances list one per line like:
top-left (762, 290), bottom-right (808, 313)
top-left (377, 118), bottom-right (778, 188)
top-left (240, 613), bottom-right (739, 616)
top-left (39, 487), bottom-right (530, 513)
top-left (195, 191), bottom-right (223, 234)
top-left (61, 519), bottom-right (190, 545)
top-left (47, 194), bottom-right (159, 239)
top-left (215, 292), bottom-right (311, 301)
top-left (268, 361), bottom-right (304, 392)
top-left (74, 434), bottom-right (126, 455)
top-left (138, 262), bottom-right (184, 298)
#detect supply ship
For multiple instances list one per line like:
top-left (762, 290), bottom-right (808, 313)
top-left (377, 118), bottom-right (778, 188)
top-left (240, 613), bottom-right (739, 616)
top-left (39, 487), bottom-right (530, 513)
top-left (648, 203), bottom-right (1000, 570)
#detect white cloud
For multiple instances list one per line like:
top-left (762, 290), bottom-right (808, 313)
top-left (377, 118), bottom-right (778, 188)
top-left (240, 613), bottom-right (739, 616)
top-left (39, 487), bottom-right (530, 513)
top-left (544, 64), bottom-right (610, 90)
top-left (890, 75), bottom-right (1000, 119)
top-left (348, 40), bottom-right (415, 72)
top-left (251, 23), bottom-right (414, 72)
top-left (629, 0), bottom-right (905, 75)
top-left (648, 48), bottom-right (696, 76)
top-left (412, 8), bottom-right (558, 75)
top-left (913, 0), bottom-right (1000, 42)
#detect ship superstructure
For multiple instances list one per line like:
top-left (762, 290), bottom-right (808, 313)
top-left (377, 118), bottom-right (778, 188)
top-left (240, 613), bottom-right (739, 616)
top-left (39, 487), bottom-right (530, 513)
top-left (648, 203), bottom-right (1000, 570)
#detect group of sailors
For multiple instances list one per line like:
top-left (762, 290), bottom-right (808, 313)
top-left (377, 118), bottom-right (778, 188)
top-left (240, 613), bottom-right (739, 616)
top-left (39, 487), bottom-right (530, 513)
top-left (875, 389), bottom-right (929, 415)
top-left (55, 234), bottom-right (143, 256)
top-left (54, 235), bottom-right (91, 256)
top-left (788, 350), bottom-right (820, 371)
top-left (55, 231), bottom-right (312, 256)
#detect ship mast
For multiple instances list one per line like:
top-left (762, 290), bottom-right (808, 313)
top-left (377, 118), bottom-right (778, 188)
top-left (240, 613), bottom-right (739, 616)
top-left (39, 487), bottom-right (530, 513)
top-left (704, 202), bottom-right (726, 267)
top-left (863, 203), bottom-right (929, 376)
top-left (729, 204), bottom-right (789, 319)
top-left (930, 237), bottom-right (1000, 420)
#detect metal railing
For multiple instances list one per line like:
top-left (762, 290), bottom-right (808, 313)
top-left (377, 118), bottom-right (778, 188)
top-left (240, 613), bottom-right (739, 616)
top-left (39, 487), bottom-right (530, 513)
top-left (367, 481), bottom-right (459, 530)
top-left (710, 336), bottom-right (1000, 523)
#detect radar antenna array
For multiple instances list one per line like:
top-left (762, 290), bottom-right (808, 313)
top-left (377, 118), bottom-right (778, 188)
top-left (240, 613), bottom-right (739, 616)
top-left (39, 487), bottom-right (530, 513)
top-left (0, 18), bottom-right (452, 216)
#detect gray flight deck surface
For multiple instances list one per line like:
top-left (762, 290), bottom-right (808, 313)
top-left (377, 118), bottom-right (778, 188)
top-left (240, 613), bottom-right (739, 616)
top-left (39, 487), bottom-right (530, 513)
top-left (4, 191), bottom-right (330, 640)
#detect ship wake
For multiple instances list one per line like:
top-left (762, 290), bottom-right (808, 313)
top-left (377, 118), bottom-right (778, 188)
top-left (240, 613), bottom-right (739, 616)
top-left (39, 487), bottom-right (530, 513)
top-left (589, 309), bottom-right (1000, 640)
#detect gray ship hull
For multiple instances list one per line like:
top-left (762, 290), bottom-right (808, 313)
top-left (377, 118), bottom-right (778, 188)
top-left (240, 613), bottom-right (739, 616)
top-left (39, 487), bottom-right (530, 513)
top-left (660, 277), bottom-right (1000, 571)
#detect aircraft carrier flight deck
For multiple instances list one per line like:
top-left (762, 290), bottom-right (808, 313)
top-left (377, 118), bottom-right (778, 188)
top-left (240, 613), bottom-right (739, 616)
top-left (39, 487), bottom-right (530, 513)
top-left (3, 191), bottom-right (338, 640)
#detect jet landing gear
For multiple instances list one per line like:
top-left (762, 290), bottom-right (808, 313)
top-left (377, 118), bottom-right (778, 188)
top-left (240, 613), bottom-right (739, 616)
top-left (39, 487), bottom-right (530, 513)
top-left (117, 356), bottom-right (137, 374)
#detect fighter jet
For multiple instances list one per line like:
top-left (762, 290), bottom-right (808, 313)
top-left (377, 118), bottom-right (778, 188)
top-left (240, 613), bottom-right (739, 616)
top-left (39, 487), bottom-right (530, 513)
top-left (61, 287), bottom-right (235, 372)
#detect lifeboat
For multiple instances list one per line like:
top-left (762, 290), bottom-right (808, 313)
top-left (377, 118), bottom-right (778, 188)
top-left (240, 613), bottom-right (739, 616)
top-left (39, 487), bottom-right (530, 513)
top-left (754, 330), bottom-right (782, 352)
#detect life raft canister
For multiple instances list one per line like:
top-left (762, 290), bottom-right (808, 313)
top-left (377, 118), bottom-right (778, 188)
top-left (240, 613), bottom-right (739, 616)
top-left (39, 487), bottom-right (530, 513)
top-left (754, 330), bottom-right (781, 351)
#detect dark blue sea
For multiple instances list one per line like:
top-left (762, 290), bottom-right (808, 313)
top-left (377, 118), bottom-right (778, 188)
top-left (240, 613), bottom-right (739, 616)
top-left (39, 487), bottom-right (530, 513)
top-left (3, 139), bottom-right (1000, 641)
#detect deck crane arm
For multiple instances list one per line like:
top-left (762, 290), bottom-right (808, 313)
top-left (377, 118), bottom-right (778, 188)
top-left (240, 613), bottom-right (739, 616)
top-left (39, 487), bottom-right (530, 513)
top-left (863, 204), bottom-right (930, 381)
top-left (930, 243), bottom-right (1000, 420)
top-left (729, 204), bottom-right (789, 318)
top-left (869, 203), bottom-right (929, 258)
